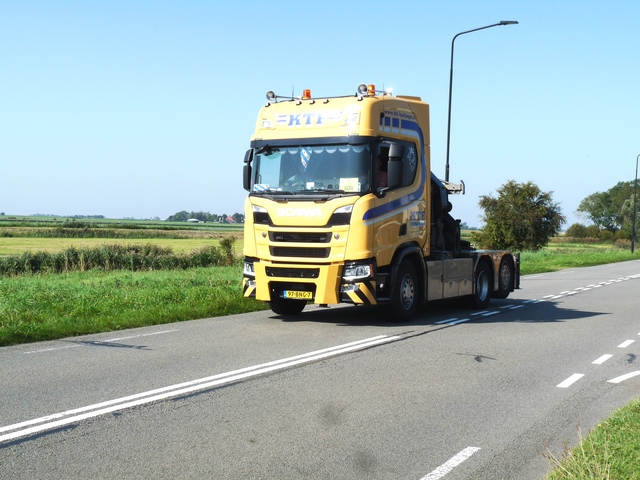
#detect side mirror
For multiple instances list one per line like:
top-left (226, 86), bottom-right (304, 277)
top-left (243, 149), bottom-right (253, 191)
top-left (387, 143), bottom-right (404, 188)
top-left (389, 143), bottom-right (404, 159)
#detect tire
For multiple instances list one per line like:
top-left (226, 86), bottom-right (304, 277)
top-left (493, 257), bottom-right (513, 299)
top-left (387, 260), bottom-right (419, 322)
top-left (269, 297), bottom-right (306, 316)
top-left (470, 261), bottom-right (492, 309)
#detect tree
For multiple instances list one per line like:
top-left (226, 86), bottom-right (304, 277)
top-left (620, 196), bottom-right (639, 240)
top-left (577, 181), bottom-right (634, 233)
top-left (473, 180), bottom-right (565, 251)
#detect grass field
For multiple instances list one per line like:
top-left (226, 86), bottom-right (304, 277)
top-left (0, 236), bottom-right (242, 256)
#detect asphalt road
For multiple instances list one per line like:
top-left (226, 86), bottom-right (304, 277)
top-left (2, 259), bottom-right (640, 479)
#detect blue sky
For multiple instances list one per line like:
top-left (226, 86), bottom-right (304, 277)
top-left (2, 1), bottom-right (638, 227)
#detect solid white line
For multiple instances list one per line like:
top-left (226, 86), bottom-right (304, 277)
top-left (0, 335), bottom-right (398, 442)
top-left (592, 354), bottom-right (613, 365)
top-left (608, 371), bottom-right (640, 384)
top-left (557, 373), bottom-right (584, 388)
top-left (618, 340), bottom-right (635, 348)
top-left (420, 447), bottom-right (481, 480)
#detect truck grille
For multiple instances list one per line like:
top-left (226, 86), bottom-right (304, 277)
top-left (265, 267), bottom-right (320, 278)
top-left (270, 232), bottom-right (330, 243)
top-left (270, 247), bottom-right (330, 258)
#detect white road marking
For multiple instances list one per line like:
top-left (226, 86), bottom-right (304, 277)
top-left (449, 318), bottom-right (471, 325)
top-left (608, 371), bottom-right (640, 384)
top-left (23, 330), bottom-right (180, 354)
top-left (420, 447), bottom-right (481, 480)
top-left (1, 335), bottom-right (399, 443)
top-left (592, 354), bottom-right (613, 365)
top-left (435, 318), bottom-right (458, 325)
top-left (618, 340), bottom-right (635, 348)
top-left (557, 374), bottom-right (584, 388)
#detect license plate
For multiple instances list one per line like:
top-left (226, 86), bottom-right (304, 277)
top-left (283, 290), bottom-right (312, 299)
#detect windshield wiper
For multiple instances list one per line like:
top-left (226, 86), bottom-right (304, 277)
top-left (305, 188), bottom-right (346, 194)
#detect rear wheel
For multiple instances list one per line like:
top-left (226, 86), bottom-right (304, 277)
top-left (387, 260), bottom-right (419, 322)
top-left (269, 297), bottom-right (306, 316)
top-left (469, 261), bottom-right (492, 309)
top-left (493, 257), bottom-right (513, 299)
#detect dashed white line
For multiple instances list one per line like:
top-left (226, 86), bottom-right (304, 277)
top-left (449, 318), bottom-right (472, 325)
top-left (592, 354), bottom-right (613, 365)
top-left (618, 340), bottom-right (635, 349)
top-left (557, 374), bottom-right (584, 388)
top-left (608, 372), bottom-right (640, 384)
top-left (435, 318), bottom-right (458, 325)
top-left (420, 447), bottom-right (481, 480)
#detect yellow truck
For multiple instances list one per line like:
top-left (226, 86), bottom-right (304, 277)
top-left (242, 84), bottom-right (519, 321)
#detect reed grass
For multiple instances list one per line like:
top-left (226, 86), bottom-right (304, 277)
top-left (0, 240), bottom-right (238, 276)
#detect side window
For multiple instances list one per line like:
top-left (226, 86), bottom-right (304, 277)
top-left (384, 139), bottom-right (419, 190)
top-left (400, 142), bottom-right (418, 187)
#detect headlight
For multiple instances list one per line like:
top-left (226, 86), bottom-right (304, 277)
top-left (343, 263), bottom-right (373, 282)
top-left (334, 205), bottom-right (353, 214)
top-left (243, 260), bottom-right (255, 277)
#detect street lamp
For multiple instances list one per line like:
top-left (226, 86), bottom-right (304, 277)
top-left (632, 153), bottom-right (639, 253)
top-left (445, 20), bottom-right (518, 183)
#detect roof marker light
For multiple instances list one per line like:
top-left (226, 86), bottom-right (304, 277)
top-left (368, 84), bottom-right (376, 95)
top-left (302, 89), bottom-right (311, 100)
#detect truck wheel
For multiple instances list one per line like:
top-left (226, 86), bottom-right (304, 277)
top-left (470, 261), bottom-right (492, 309)
top-left (388, 260), bottom-right (418, 322)
top-left (269, 297), bottom-right (306, 316)
top-left (493, 257), bottom-right (513, 299)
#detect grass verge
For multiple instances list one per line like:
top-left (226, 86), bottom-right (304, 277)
top-left (545, 399), bottom-right (640, 479)
top-left (0, 267), bottom-right (268, 346)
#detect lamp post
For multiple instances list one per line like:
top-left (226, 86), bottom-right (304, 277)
top-left (445, 20), bottom-right (518, 183)
top-left (632, 153), bottom-right (639, 253)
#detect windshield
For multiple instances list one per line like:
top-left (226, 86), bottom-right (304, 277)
top-left (251, 144), bottom-right (372, 195)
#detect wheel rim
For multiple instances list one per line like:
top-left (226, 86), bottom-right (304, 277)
top-left (499, 262), bottom-right (511, 290)
top-left (400, 274), bottom-right (416, 311)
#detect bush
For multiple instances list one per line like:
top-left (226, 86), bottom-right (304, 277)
top-left (0, 241), bottom-right (239, 276)
top-left (599, 230), bottom-right (615, 242)
top-left (565, 223), bottom-right (589, 238)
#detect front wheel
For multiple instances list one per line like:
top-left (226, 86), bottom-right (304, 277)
top-left (387, 260), bottom-right (419, 322)
top-left (269, 297), bottom-right (306, 316)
